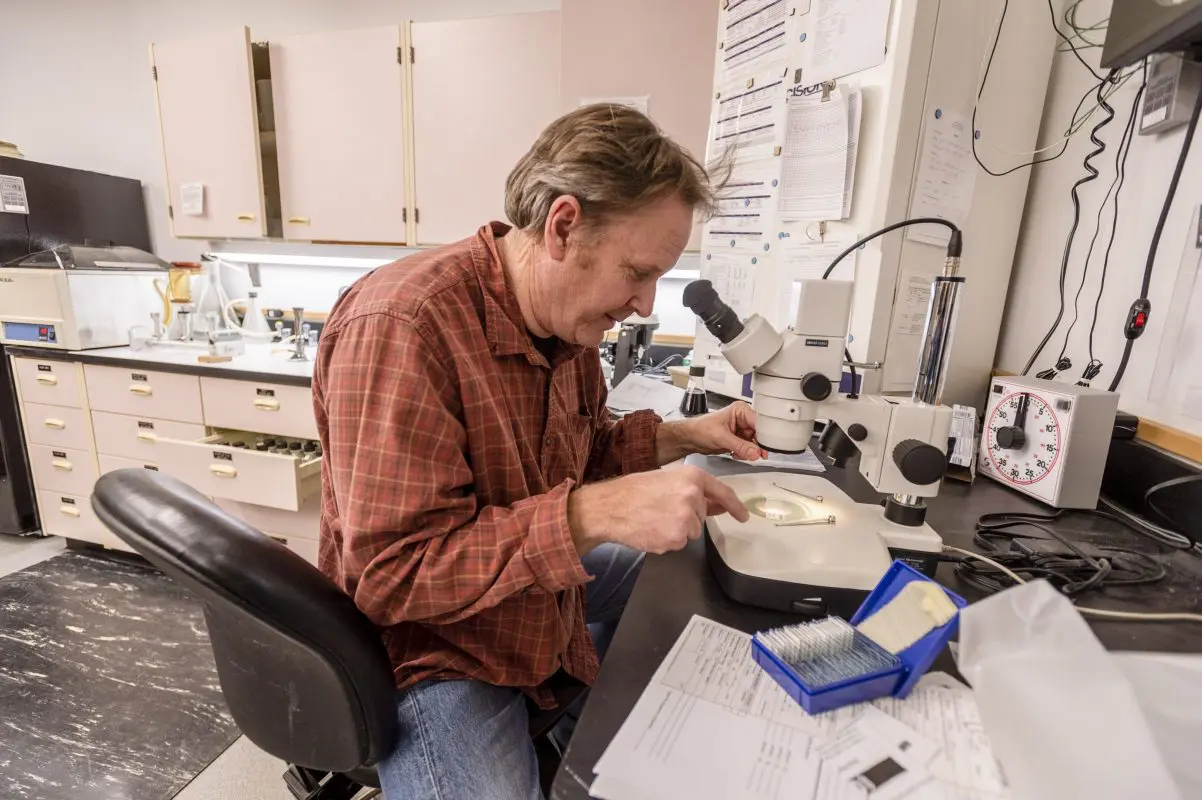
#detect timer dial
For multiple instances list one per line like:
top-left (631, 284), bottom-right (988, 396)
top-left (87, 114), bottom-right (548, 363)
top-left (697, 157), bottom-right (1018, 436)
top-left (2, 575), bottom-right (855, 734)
top-left (985, 392), bottom-right (1061, 485)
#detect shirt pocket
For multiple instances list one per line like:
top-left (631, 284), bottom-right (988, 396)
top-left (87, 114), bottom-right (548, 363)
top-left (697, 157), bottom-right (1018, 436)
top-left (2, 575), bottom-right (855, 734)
top-left (540, 411), bottom-right (593, 487)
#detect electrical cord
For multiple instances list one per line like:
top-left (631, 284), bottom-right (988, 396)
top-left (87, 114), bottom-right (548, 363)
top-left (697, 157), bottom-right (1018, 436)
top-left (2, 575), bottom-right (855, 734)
top-left (1108, 84), bottom-right (1202, 392)
top-left (1053, 72), bottom-right (1145, 378)
top-left (820, 218), bottom-right (962, 400)
top-left (943, 545), bottom-right (1202, 623)
top-left (1099, 494), bottom-right (1201, 551)
top-left (1145, 474), bottom-right (1202, 532)
top-left (1046, 0), bottom-right (1105, 82)
top-left (1021, 72), bottom-right (1119, 376)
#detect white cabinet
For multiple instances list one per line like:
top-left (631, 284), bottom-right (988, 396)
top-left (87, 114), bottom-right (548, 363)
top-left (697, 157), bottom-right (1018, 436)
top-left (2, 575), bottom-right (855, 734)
top-left (410, 12), bottom-right (562, 244)
top-left (270, 25), bottom-right (409, 244)
top-left (150, 27), bottom-right (268, 238)
top-left (200, 377), bottom-right (319, 440)
top-left (83, 364), bottom-right (203, 423)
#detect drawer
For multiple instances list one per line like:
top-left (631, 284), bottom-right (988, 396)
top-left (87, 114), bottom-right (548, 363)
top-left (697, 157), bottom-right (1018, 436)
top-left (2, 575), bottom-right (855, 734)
top-left (13, 358), bottom-right (83, 408)
top-left (84, 364), bottom-right (203, 423)
top-left (92, 411), bottom-right (206, 462)
top-left (36, 490), bottom-right (131, 552)
top-left (155, 431), bottom-right (321, 512)
top-left (28, 444), bottom-right (99, 497)
top-left (98, 453), bottom-right (161, 476)
top-left (200, 377), bottom-right (318, 440)
top-left (264, 533), bottom-right (319, 567)
top-left (214, 495), bottom-right (321, 540)
top-left (21, 402), bottom-right (92, 450)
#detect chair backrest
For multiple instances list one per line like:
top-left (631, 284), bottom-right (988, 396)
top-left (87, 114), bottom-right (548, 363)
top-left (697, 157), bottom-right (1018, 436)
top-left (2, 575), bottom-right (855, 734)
top-left (92, 469), bottom-right (397, 773)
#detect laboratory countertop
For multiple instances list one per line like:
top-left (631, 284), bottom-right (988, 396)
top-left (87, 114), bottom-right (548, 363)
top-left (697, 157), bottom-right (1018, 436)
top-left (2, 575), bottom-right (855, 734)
top-left (4, 342), bottom-right (316, 387)
top-left (551, 452), bottom-right (1202, 799)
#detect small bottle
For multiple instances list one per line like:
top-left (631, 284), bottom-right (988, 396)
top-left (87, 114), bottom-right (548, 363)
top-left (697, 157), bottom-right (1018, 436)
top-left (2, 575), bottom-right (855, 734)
top-left (680, 365), bottom-right (709, 417)
top-left (254, 441), bottom-right (269, 452)
top-left (232, 441), bottom-right (248, 449)
top-left (302, 441), bottom-right (317, 461)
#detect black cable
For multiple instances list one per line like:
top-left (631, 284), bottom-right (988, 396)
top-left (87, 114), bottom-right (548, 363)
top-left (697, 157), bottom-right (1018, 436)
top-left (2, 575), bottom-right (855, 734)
top-left (1145, 474), bottom-right (1202, 535)
top-left (820, 218), bottom-right (961, 400)
top-left (1055, 73), bottom-right (1145, 373)
top-left (1108, 84), bottom-right (1202, 392)
top-left (1088, 61), bottom-right (1146, 374)
top-left (1046, 0), bottom-right (1106, 82)
top-left (973, 0), bottom-right (1110, 177)
top-left (1021, 72), bottom-right (1119, 376)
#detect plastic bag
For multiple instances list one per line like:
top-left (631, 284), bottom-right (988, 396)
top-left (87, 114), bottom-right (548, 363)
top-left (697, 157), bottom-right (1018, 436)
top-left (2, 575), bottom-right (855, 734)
top-left (959, 580), bottom-right (1197, 800)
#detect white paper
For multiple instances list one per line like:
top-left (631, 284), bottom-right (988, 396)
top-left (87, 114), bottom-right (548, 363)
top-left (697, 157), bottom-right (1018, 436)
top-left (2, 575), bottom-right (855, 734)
top-left (715, 448), bottom-right (827, 473)
top-left (908, 110), bottom-right (977, 247)
top-left (842, 89), bottom-right (863, 218)
top-left (950, 405), bottom-right (977, 468)
top-left (807, 0), bottom-right (891, 86)
top-left (777, 239), bottom-right (849, 327)
top-left (0, 174), bottom-right (29, 214)
top-left (720, 0), bottom-right (790, 79)
top-left (606, 374), bottom-right (685, 419)
top-left (891, 272), bottom-right (933, 338)
top-left (592, 616), bottom-right (1008, 800)
top-left (710, 75), bottom-right (786, 164)
top-left (701, 249), bottom-right (757, 319)
top-left (779, 91), bottom-right (849, 221)
top-left (708, 158), bottom-right (779, 249)
top-left (180, 182), bottom-right (205, 216)
top-left (580, 96), bottom-right (649, 115)
top-left (814, 709), bottom-right (937, 800)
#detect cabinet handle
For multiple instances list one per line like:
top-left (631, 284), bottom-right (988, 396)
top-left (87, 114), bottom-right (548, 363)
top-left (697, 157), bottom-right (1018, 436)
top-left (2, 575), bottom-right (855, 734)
top-left (288, 216), bottom-right (310, 225)
top-left (59, 506), bottom-right (81, 518)
top-left (52, 459), bottom-right (73, 472)
top-left (35, 374), bottom-right (58, 386)
top-left (136, 432), bottom-right (158, 443)
top-left (129, 385), bottom-right (154, 396)
top-left (253, 398), bottom-right (281, 411)
top-left (236, 214), bottom-right (256, 222)
top-left (43, 418), bottom-right (67, 430)
top-left (209, 464), bottom-right (238, 479)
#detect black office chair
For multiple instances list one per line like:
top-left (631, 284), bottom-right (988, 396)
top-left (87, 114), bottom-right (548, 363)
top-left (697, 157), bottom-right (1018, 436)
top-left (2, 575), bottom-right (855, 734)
top-left (92, 469), bottom-right (581, 800)
top-left (92, 469), bottom-right (394, 799)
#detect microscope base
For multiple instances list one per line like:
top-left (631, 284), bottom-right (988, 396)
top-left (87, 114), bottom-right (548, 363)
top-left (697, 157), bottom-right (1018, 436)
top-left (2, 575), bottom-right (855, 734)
top-left (704, 472), bottom-right (942, 616)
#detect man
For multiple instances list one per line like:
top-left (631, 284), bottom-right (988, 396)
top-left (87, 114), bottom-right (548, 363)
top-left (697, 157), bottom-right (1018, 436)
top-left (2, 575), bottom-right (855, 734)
top-left (314, 104), bottom-right (764, 799)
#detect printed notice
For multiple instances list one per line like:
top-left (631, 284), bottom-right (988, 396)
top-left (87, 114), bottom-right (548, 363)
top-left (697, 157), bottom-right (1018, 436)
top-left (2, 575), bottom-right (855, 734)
top-left (807, 0), bottom-right (890, 86)
top-left (0, 174), bottom-right (29, 214)
top-left (720, 0), bottom-right (789, 79)
top-left (891, 272), bottom-right (934, 338)
top-left (908, 109), bottom-right (977, 246)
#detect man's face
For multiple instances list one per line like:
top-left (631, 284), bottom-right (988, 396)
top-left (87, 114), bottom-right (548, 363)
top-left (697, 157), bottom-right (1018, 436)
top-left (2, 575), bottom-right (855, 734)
top-left (541, 196), bottom-right (693, 347)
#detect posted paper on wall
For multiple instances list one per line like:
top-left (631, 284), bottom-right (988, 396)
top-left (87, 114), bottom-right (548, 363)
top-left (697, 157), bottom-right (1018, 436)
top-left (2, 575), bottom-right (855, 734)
top-left (908, 108), bottom-right (977, 247)
top-left (719, 0), bottom-right (789, 79)
top-left (807, 0), bottom-right (891, 86)
top-left (778, 91), bottom-right (850, 221)
top-left (709, 73), bottom-right (787, 165)
top-left (891, 271), bottom-right (934, 338)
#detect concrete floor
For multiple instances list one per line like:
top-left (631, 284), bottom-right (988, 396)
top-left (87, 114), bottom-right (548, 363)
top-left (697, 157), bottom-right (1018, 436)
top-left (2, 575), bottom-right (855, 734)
top-left (0, 535), bottom-right (374, 800)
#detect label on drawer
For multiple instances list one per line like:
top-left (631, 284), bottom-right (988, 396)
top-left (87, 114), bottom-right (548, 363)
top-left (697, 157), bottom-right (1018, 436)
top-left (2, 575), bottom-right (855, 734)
top-left (52, 450), bottom-right (66, 458)
top-left (60, 496), bottom-right (76, 505)
top-left (138, 420), bottom-right (155, 430)
top-left (37, 364), bottom-right (52, 373)
top-left (131, 372), bottom-right (149, 382)
top-left (256, 388), bottom-right (276, 397)
top-left (213, 451), bottom-right (233, 462)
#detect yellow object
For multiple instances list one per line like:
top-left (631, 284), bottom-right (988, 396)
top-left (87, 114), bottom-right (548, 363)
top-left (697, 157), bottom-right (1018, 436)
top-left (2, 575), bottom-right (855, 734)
top-left (168, 267), bottom-right (194, 303)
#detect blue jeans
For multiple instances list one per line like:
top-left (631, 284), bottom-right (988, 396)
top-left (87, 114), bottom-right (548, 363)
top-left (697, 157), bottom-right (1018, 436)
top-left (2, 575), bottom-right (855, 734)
top-left (378, 543), bottom-right (644, 800)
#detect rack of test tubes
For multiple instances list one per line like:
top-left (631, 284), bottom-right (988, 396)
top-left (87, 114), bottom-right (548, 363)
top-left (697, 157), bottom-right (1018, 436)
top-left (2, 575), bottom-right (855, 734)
top-left (211, 433), bottom-right (323, 462)
top-left (751, 562), bottom-right (966, 714)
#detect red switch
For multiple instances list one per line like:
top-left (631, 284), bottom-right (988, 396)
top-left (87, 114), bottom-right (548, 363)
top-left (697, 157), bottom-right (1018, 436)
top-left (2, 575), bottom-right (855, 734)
top-left (1125, 299), bottom-right (1151, 339)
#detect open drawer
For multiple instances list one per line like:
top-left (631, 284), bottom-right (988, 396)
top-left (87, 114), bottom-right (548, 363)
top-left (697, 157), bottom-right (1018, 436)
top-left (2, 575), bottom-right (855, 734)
top-left (154, 430), bottom-right (322, 511)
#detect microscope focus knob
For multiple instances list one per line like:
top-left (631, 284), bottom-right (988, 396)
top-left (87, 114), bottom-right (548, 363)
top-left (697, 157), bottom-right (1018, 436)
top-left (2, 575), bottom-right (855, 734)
top-left (995, 426), bottom-right (1026, 450)
top-left (892, 439), bottom-right (946, 486)
top-left (847, 423), bottom-right (868, 442)
top-left (800, 372), bottom-right (832, 401)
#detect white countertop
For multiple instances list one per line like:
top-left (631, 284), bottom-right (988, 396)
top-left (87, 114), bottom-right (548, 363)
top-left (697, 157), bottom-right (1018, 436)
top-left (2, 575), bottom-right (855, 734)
top-left (76, 342), bottom-right (317, 381)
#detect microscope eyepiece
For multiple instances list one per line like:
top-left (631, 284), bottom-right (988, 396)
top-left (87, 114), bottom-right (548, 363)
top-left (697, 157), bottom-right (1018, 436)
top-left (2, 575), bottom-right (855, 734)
top-left (683, 279), bottom-right (745, 344)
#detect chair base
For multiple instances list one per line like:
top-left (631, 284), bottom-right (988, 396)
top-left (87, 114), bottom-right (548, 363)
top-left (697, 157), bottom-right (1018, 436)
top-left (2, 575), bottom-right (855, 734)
top-left (283, 765), bottom-right (373, 800)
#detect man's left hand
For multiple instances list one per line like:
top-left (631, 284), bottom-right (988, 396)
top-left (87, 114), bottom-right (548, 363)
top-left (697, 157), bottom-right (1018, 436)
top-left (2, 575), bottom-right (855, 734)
top-left (656, 402), bottom-right (768, 465)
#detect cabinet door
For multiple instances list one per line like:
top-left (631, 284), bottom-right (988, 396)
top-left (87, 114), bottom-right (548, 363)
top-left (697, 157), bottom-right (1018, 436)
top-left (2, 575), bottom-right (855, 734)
top-left (151, 28), bottom-right (266, 238)
top-left (271, 26), bottom-right (408, 244)
top-left (410, 12), bottom-right (562, 245)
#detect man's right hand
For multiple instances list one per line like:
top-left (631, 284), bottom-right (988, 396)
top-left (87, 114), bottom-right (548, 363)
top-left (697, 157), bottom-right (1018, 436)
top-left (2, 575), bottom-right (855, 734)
top-left (567, 466), bottom-right (749, 555)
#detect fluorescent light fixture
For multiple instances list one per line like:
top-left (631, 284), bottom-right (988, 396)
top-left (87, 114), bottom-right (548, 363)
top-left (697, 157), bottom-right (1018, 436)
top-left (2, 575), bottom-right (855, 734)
top-left (664, 269), bottom-right (701, 281)
top-left (211, 252), bottom-right (398, 269)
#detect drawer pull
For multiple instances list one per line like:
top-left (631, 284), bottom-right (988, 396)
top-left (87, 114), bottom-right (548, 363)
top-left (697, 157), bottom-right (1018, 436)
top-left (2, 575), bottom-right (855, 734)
top-left (52, 459), bottom-right (73, 472)
top-left (136, 432), bottom-right (158, 443)
top-left (253, 398), bottom-right (281, 411)
top-left (209, 464), bottom-right (238, 479)
top-left (237, 213), bottom-right (256, 222)
top-left (43, 418), bottom-right (67, 430)
top-left (128, 385), bottom-right (154, 396)
top-left (35, 374), bottom-right (59, 386)
top-left (288, 216), bottom-right (311, 225)
top-left (59, 506), bottom-right (81, 518)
